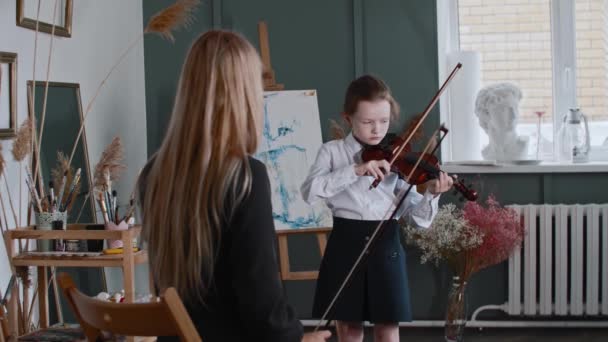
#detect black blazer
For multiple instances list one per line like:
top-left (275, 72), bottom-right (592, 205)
top-left (140, 156), bottom-right (303, 341)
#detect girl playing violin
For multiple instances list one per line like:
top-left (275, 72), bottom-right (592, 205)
top-left (301, 75), bottom-right (453, 342)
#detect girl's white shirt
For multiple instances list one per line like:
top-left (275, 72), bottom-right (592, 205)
top-left (301, 133), bottom-right (439, 227)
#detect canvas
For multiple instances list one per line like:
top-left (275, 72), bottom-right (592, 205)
top-left (256, 90), bottom-right (332, 230)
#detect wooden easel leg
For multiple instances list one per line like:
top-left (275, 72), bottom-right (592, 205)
top-left (0, 302), bottom-right (8, 342)
top-left (17, 290), bottom-right (25, 335)
top-left (316, 232), bottom-right (327, 257)
top-left (20, 274), bottom-right (29, 332)
top-left (277, 235), bottom-right (290, 280)
top-left (37, 266), bottom-right (48, 329)
top-left (51, 267), bottom-right (63, 324)
top-left (8, 281), bottom-right (18, 338)
top-left (122, 234), bottom-right (135, 304)
top-left (122, 232), bottom-right (136, 342)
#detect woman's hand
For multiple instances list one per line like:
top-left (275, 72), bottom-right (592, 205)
top-left (302, 330), bottom-right (332, 342)
top-left (355, 159), bottom-right (391, 181)
top-left (425, 172), bottom-right (454, 196)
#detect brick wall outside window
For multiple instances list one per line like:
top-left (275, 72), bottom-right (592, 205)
top-left (459, 0), bottom-right (608, 124)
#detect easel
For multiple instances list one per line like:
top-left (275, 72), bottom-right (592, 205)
top-left (257, 21), bottom-right (284, 91)
top-left (257, 21), bottom-right (331, 280)
top-left (276, 227), bottom-right (331, 280)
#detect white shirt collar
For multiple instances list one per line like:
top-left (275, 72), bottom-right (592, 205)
top-left (344, 132), bottom-right (363, 154)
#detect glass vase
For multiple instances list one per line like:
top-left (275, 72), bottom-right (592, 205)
top-left (444, 276), bottom-right (467, 342)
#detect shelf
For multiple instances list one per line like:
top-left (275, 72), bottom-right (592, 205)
top-left (6, 226), bottom-right (142, 240)
top-left (11, 250), bottom-right (148, 267)
top-left (442, 161), bottom-right (608, 174)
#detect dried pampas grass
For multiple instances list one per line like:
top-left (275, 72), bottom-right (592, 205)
top-left (51, 151), bottom-right (70, 191)
top-left (0, 142), bottom-right (5, 176)
top-left (145, 0), bottom-right (199, 42)
top-left (94, 137), bottom-right (125, 191)
top-left (50, 151), bottom-right (79, 209)
top-left (12, 117), bottom-right (34, 162)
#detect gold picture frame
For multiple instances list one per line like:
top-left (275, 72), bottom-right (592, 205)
top-left (0, 52), bottom-right (18, 139)
top-left (16, 0), bottom-right (73, 38)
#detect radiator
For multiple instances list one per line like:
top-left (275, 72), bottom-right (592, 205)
top-left (472, 204), bottom-right (608, 324)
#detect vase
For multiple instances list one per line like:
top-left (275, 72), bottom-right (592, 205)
top-left (444, 276), bottom-right (467, 342)
top-left (35, 211), bottom-right (68, 252)
top-left (105, 220), bottom-right (131, 249)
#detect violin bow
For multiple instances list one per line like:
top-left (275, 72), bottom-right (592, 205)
top-left (314, 125), bottom-right (450, 331)
top-left (370, 63), bottom-right (462, 189)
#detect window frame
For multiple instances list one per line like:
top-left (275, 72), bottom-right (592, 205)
top-left (436, 0), bottom-right (608, 171)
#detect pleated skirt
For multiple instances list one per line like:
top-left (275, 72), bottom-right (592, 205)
top-left (312, 216), bottom-right (412, 323)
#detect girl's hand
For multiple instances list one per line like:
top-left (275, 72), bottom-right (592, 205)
top-left (426, 172), bottom-right (454, 196)
top-left (302, 330), bottom-right (332, 342)
top-left (355, 159), bottom-right (391, 181)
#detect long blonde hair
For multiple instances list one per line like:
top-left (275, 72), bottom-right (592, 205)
top-left (141, 30), bottom-right (263, 301)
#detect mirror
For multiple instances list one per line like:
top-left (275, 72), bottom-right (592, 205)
top-left (27, 81), bottom-right (96, 224)
top-left (0, 52), bottom-right (17, 138)
top-left (17, 0), bottom-right (73, 38)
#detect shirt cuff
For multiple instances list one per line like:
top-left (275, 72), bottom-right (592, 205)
top-left (423, 189), bottom-right (440, 215)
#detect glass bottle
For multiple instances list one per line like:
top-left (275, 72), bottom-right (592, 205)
top-left (557, 108), bottom-right (590, 163)
top-left (445, 276), bottom-right (467, 342)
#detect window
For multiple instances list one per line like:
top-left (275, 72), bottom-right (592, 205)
top-left (437, 0), bottom-right (608, 164)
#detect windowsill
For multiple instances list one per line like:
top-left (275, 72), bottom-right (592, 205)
top-left (442, 161), bottom-right (608, 173)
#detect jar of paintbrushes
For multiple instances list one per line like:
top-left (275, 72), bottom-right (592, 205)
top-left (92, 137), bottom-right (136, 251)
top-left (97, 186), bottom-right (136, 249)
top-left (27, 166), bottom-right (82, 252)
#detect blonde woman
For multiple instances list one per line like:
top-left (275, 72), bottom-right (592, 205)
top-left (138, 30), bottom-right (331, 342)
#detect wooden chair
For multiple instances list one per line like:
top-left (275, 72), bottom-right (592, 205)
top-left (58, 273), bottom-right (201, 342)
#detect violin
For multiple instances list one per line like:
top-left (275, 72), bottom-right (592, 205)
top-left (361, 132), bottom-right (478, 201)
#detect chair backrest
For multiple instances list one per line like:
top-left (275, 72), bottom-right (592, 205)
top-left (58, 273), bottom-right (201, 342)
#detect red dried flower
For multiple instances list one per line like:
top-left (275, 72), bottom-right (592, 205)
top-left (460, 196), bottom-right (525, 280)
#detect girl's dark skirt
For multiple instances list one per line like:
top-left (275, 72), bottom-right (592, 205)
top-left (312, 216), bottom-right (412, 323)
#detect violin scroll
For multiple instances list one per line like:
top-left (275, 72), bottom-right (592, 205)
top-left (451, 176), bottom-right (478, 202)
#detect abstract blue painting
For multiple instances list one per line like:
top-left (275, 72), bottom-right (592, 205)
top-left (256, 90), bottom-right (332, 230)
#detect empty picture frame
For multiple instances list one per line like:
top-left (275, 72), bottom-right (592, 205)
top-left (16, 0), bottom-right (73, 38)
top-left (27, 81), bottom-right (96, 224)
top-left (0, 52), bottom-right (17, 138)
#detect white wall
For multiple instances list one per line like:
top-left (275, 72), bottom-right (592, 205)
top-left (0, 0), bottom-right (148, 299)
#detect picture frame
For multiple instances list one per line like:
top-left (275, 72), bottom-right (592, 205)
top-left (0, 52), bottom-right (18, 139)
top-left (27, 81), bottom-right (97, 224)
top-left (16, 0), bottom-right (73, 38)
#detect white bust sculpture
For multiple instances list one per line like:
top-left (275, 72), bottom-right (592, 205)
top-left (475, 83), bottom-right (529, 161)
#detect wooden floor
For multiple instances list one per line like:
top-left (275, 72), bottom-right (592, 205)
top-left (305, 327), bottom-right (608, 342)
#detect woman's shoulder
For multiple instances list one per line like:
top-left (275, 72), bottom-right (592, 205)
top-left (142, 153), bottom-right (158, 176)
top-left (138, 154), bottom-right (157, 183)
top-left (247, 157), bottom-right (272, 190)
top-left (248, 156), bottom-right (267, 175)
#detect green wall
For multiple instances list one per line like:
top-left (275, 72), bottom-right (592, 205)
top-left (144, 0), bottom-right (440, 153)
top-left (143, 0), bottom-right (608, 321)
